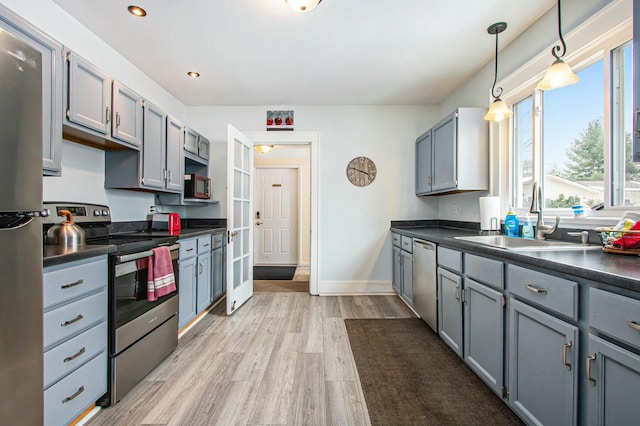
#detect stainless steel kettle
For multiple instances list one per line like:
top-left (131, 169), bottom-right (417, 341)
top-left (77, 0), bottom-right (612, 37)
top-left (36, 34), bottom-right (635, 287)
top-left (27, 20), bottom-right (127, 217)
top-left (44, 209), bottom-right (86, 247)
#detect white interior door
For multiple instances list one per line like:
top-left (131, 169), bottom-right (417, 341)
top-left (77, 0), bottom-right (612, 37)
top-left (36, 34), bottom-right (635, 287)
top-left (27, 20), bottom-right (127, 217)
top-left (254, 168), bottom-right (299, 265)
top-left (226, 124), bottom-right (254, 315)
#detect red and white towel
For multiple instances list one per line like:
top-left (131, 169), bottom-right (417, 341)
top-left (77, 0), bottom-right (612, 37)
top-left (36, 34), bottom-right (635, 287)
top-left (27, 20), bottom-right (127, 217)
top-left (147, 246), bottom-right (176, 302)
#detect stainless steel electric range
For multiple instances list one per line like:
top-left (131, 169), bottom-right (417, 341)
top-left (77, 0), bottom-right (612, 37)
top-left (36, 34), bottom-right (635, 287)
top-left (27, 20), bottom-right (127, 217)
top-left (43, 202), bottom-right (180, 406)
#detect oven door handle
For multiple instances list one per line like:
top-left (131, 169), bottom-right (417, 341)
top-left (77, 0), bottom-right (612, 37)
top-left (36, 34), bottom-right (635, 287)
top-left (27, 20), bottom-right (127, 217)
top-left (116, 243), bottom-right (181, 263)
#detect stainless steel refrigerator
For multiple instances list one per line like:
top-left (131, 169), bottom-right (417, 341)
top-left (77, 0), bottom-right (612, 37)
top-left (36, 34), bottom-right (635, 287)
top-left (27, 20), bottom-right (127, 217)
top-left (0, 21), bottom-right (45, 425)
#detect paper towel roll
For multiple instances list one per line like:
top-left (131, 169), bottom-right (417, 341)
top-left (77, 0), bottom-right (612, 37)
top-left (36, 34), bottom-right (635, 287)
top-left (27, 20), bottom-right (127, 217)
top-left (479, 196), bottom-right (501, 231)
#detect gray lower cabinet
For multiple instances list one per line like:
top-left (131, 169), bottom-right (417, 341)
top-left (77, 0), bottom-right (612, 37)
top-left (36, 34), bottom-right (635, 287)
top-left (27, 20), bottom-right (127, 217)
top-left (43, 256), bottom-right (108, 426)
top-left (391, 233), bottom-right (413, 305)
top-left (211, 233), bottom-right (226, 300)
top-left (586, 287), bottom-right (640, 424)
top-left (437, 266), bottom-right (463, 357)
top-left (463, 278), bottom-right (503, 395)
top-left (508, 297), bottom-right (578, 426)
top-left (178, 246), bottom-right (197, 329)
top-left (179, 235), bottom-right (216, 329)
top-left (585, 334), bottom-right (640, 425)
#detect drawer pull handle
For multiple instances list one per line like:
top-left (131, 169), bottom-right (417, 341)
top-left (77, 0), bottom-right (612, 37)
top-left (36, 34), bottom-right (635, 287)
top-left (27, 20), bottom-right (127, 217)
top-left (61, 279), bottom-right (84, 290)
top-left (62, 385), bottom-right (85, 404)
top-left (203, 243), bottom-right (210, 247)
top-left (186, 248), bottom-right (194, 252)
top-left (628, 321), bottom-right (640, 332)
top-left (526, 284), bottom-right (547, 295)
top-left (586, 353), bottom-right (596, 386)
top-left (61, 314), bottom-right (84, 327)
top-left (562, 340), bottom-right (572, 371)
top-left (63, 347), bottom-right (86, 363)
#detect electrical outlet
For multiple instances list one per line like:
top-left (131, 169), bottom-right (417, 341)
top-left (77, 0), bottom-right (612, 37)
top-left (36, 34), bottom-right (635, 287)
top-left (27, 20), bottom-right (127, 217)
top-left (149, 205), bottom-right (157, 214)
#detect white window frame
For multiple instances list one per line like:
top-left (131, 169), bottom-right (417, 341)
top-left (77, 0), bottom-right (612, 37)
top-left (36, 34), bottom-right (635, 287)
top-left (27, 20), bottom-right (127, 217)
top-left (493, 0), bottom-right (633, 227)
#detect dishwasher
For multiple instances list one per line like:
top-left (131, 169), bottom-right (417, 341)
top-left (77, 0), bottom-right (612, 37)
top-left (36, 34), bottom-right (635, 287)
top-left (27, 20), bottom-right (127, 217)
top-left (412, 239), bottom-right (437, 332)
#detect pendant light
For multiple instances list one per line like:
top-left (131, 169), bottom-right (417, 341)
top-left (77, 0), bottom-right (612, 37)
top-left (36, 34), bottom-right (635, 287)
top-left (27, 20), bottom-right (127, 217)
top-left (484, 22), bottom-right (513, 122)
top-left (254, 145), bottom-right (274, 154)
top-left (537, 0), bottom-right (579, 90)
top-left (286, 0), bottom-right (322, 13)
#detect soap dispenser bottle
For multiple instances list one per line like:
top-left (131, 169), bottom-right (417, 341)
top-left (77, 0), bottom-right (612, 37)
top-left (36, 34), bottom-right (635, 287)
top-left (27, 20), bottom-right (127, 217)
top-left (522, 215), bottom-right (534, 239)
top-left (504, 207), bottom-right (519, 238)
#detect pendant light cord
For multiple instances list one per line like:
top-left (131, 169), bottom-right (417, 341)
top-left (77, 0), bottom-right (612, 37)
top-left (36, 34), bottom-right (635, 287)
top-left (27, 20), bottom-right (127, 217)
top-left (551, 0), bottom-right (567, 60)
top-left (490, 26), bottom-right (502, 99)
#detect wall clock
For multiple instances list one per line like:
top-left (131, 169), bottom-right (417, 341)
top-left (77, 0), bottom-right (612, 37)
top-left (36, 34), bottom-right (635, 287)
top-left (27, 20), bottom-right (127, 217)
top-left (346, 156), bottom-right (377, 187)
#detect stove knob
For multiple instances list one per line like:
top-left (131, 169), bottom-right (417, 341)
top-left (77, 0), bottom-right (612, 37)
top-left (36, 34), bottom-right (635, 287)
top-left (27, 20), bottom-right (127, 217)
top-left (102, 209), bottom-right (109, 216)
top-left (93, 209), bottom-right (102, 217)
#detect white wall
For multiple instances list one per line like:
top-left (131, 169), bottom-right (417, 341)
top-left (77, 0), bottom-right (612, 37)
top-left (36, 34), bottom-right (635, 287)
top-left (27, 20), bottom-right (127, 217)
top-left (434, 0), bottom-right (614, 223)
top-left (187, 106), bottom-right (439, 292)
top-left (2, 0), bottom-right (188, 221)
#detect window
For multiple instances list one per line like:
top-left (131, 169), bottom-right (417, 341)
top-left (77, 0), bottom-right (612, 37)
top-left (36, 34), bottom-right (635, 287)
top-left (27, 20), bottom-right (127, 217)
top-left (509, 38), bottom-right (636, 214)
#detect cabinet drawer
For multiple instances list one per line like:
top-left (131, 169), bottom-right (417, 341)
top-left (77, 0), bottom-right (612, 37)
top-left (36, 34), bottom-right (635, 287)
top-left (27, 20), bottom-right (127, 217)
top-left (197, 235), bottom-right (212, 253)
top-left (179, 238), bottom-right (197, 259)
top-left (508, 265), bottom-right (577, 320)
top-left (392, 232), bottom-right (401, 248)
top-left (43, 290), bottom-right (107, 351)
top-left (212, 232), bottom-right (224, 249)
top-left (465, 254), bottom-right (503, 290)
top-left (590, 288), bottom-right (640, 349)
top-left (401, 235), bottom-right (413, 253)
top-left (44, 351), bottom-right (107, 426)
top-left (44, 321), bottom-right (107, 389)
top-left (44, 257), bottom-right (107, 310)
top-left (438, 246), bottom-right (462, 274)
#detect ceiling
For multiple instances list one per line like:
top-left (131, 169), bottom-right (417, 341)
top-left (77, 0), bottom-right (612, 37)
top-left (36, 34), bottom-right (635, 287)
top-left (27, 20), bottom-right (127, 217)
top-left (52, 0), bottom-right (556, 106)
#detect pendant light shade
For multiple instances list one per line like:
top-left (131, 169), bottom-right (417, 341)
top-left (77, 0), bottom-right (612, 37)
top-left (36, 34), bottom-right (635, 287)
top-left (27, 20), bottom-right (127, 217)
top-left (484, 99), bottom-right (513, 122)
top-left (254, 145), bottom-right (274, 154)
top-left (537, 0), bottom-right (579, 90)
top-left (484, 22), bottom-right (512, 122)
top-left (286, 0), bottom-right (322, 13)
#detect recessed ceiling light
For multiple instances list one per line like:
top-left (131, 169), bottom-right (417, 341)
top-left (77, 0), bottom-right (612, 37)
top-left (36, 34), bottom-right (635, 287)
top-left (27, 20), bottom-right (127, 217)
top-left (187, 71), bottom-right (200, 78)
top-left (128, 6), bottom-right (147, 17)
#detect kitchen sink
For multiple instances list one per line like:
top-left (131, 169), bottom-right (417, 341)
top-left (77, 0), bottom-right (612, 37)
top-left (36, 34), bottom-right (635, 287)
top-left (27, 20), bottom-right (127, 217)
top-left (454, 235), bottom-right (601, 251)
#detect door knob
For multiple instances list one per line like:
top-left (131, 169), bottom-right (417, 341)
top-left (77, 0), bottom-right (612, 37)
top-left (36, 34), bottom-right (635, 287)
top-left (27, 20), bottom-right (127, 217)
top-left (256, 221), bottom-right (263, 226)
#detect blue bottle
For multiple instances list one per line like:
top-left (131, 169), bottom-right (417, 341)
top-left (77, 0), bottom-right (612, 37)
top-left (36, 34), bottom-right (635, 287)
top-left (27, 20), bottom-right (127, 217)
top-left (504, 207), bottom-right (519, 238)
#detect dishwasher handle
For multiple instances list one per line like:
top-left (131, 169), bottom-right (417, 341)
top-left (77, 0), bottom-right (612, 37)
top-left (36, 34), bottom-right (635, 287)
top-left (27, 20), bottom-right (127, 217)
top-left (413, 240), bottom-right (436, 250)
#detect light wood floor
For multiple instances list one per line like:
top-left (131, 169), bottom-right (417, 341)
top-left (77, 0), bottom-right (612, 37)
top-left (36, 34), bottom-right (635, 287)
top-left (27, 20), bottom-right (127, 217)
top-left (88, 293), bottom-right (415, 426)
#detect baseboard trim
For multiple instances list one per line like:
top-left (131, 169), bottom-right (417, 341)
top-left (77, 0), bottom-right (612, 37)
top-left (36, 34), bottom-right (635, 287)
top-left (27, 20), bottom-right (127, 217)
top-left (318, 280), bottom-right (395, 295)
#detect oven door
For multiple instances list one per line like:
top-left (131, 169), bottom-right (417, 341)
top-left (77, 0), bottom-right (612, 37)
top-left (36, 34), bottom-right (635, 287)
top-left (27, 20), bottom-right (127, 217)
top-left (113, 244), bottom-right (180, 330)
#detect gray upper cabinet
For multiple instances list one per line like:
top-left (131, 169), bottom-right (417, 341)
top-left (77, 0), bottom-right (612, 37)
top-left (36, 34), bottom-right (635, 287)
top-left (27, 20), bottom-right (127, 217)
top-left (198, 135), bottom-right (210, 161)
top-left (184, 127), bottom-right (199, 155)
top-left (415, 107), bottom-right (488, 196)
top-left (184, 127), bottom-right (209, 163)
top-left (166, 115), bottom-right (185, 192)
top-left (141, 100), bottom-right (167, 189)
top-left (1, 5), bottom-right (64, 177)
top-left (111, 81), bottom-right (143, 148)
top-left (66, 52), bottom-right (110, 135)
top-left (415, 129), bottom-right (432, 195)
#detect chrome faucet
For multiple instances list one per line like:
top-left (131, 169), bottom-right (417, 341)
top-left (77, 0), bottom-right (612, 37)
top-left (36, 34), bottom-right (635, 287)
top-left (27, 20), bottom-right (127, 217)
top-left (529, 181), bottom-right (560, 240)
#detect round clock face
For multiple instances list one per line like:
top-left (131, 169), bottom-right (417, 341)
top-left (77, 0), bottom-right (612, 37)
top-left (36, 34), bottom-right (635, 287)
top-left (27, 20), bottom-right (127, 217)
top-left (346, 156), bottom-right (377, 187)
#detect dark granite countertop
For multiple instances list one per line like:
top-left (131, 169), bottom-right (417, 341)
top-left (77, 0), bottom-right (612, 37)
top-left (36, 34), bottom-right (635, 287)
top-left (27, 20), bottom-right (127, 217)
top-left (43, 226), bottom-right (226, 267)
top-left (391, 226), bottom-right (640, 293)
top-left (43, 244), bottom-right (116, 268)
